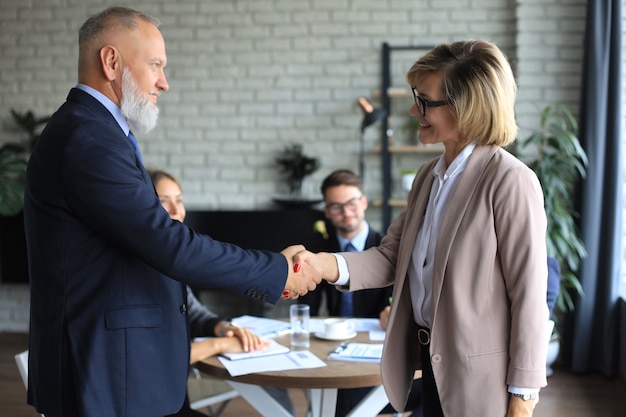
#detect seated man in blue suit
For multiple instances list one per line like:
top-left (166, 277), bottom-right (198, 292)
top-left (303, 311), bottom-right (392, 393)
top-left (23, 7), bottom-right (319, 417)
top-left (302, 170), bottom-right (391, 319)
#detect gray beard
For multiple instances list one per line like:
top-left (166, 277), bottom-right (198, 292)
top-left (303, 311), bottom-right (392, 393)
top-left (120, 67), bottom-right (159, 134)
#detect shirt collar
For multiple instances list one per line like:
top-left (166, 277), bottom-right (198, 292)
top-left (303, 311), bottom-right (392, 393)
top-left (75, 83), bottom-right (130, 136)
top-left (432, 143), bottom-right (476, 180)
top-left (337, 222), bottom-right (370, 252)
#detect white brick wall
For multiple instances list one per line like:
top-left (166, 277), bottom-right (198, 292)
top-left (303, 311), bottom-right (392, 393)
top-left (0, 285), bottom-right (29, 332)
top-left (2, 0), bottom-right (624, 330)
top-left (1, 0), bottom-right (583, 218)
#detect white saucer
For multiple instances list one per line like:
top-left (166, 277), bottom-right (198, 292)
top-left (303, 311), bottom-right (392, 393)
top-left (314, 331), bottom-right (357, 341)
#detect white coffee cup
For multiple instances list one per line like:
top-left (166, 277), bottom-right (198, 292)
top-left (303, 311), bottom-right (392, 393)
top-left (323, 318), bottom-right (356, 339)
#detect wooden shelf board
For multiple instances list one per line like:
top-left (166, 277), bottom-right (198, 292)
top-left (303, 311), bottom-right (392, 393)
top-left (371, 198), bottom-right (407, 207)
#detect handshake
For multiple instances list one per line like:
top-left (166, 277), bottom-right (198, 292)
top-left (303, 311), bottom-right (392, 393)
top-left (280, 245), bottom-right (339, 299)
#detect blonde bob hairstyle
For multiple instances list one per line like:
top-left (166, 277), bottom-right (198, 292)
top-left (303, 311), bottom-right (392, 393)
top-left (406, 40), bottom-right (518, 147)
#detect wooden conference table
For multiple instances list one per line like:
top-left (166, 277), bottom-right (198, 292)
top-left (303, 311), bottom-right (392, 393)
top-left (195, 330), bottom-right (421, 417)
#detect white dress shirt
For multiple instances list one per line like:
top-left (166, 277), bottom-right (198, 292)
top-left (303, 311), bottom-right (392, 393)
top-left (408, 144), bottom-right (474, 327)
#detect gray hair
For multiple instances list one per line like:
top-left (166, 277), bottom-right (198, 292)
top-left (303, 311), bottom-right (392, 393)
top-left (78, 7), bottom-right (160, 71)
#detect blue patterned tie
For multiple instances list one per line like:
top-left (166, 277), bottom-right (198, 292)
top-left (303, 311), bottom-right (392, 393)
top-left (128, 130), bottom-right (143, 165)
top-left (340, 242), bottom-right (357, 317)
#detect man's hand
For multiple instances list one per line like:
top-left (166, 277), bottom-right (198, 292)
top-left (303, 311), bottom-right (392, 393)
top-left (280, 245), bottom-right (322, 299)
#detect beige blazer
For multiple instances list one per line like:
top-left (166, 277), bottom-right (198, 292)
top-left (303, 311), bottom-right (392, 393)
top-left (343, 145), bottom-right (549, 416)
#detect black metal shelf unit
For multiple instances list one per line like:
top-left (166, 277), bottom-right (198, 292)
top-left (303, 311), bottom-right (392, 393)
top-left (379, 43), bottom-right (435, 229)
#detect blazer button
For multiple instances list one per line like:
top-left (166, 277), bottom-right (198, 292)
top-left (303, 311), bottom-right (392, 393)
top-left (431, 353), bottom-right (442, 364)
top-left (180, 304), bottom-right (187, 313)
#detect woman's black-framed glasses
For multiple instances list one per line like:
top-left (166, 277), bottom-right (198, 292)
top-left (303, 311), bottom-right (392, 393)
top-left (411, 87), bottom-right (451, 117)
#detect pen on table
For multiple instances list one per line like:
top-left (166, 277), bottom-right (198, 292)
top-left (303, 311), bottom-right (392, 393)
top-left (332, 342), bottom-right (348, 354)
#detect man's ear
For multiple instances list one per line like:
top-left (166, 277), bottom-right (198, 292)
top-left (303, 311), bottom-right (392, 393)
top-left (100, 45), bottom-right (120, 81)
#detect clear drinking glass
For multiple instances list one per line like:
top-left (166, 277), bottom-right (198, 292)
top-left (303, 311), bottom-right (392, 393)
top-left (290, 304), bottom-right (310, 348)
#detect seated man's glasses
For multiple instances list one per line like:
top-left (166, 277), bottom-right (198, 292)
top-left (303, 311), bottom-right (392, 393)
top-left (411, 87), bottom-right (451, 117)
top-left (325, 195), bottom-right (363, 215)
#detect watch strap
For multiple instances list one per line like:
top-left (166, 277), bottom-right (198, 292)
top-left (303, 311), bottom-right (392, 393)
top-left (511, 392), bottom-right (538, 401)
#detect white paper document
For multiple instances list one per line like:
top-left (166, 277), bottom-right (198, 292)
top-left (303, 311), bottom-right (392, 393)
top-left (352, 318), bottom-right (386, 341)
top-left (328, 342), bottom-right (383, 362)
top-left (219, 338), bottom-right (290, 361)
top-left (353, 318), bottom-right (382, 332)
top-left (218, 349), bottom-right (327, 376)
top-left (231, 315), bottom-right (291, 337)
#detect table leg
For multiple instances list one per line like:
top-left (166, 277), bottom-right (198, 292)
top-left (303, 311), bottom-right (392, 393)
top-left (345, 385), bottom-right (391, 417)
top-left (226, 381), bottom-right (294, 417)
top-left (306, 388), bottom-right (338, 417)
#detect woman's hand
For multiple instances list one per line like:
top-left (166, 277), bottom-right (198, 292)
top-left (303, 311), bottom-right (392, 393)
top-left (189, 330), bottom-right (270, 364)
top-left (505, 394), bottom-right (536, 417)
top-left (225, 325), bottom-right (269, 352)
top-left (292, 251), bottom-right (340, 283)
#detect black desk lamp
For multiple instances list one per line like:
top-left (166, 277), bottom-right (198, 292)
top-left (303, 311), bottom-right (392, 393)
top-left (357, 97), bottom-right (387, 179)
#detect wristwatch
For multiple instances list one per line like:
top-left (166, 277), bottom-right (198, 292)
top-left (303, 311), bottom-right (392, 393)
top-left (511, 392), bottom-right (538, 401)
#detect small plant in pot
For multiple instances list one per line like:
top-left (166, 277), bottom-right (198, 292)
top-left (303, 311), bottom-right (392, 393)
top-left (0, 109), bottom-right (51, 216)
top-left (0, 147), bottom-right (27, 217)
top-left (516, 104), bottom-right (587, 366)
top-left (275, 144), bottom-right (320, 199)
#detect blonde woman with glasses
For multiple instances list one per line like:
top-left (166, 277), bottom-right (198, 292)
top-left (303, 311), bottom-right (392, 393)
top-left (297, 40), bottom-right (549, 417)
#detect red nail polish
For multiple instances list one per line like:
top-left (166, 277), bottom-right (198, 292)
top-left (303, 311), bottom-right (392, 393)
top-left (294, 263), bottom-right (301, 273)
top-left (282, 290), bottom-right (290, 298)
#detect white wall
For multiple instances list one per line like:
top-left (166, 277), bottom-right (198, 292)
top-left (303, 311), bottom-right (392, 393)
top-left (0, 0), bottom-right (606, 330)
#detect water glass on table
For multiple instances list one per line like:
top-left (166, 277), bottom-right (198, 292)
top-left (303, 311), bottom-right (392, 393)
top-left (290, 304), bottom-right (310, 349)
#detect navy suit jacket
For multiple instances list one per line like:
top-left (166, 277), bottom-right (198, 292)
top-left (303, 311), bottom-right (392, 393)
top-left (300, 220), bottom-right (392, 318)
top-left (24, 88), bottom-right (287, 417)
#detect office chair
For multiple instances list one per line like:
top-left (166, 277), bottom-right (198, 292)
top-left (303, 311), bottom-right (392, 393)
top-left (14, 350), bottom-right (45, 417)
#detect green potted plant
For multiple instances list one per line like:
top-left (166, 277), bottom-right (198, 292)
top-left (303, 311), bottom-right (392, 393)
top-left (516, 104), bottom-right (587, 373)
top-left (0, 110), bottom-right (50, 215)
top-left (401, 117), bottom-right (420, 144)
top-left (0, 109), bottom-right (50, 283)
top-left (275, 144), bottom-right (320, 199)
top-left (517, 104), bottom-right (587, 335)
top-left (0, 147), bottom-right (27, 217)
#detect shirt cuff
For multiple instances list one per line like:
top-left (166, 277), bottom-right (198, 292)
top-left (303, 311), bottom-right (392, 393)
top-left (508, 386), bottom-right (540, 395)
top-left (331, 253), bottom-right (349, 286)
